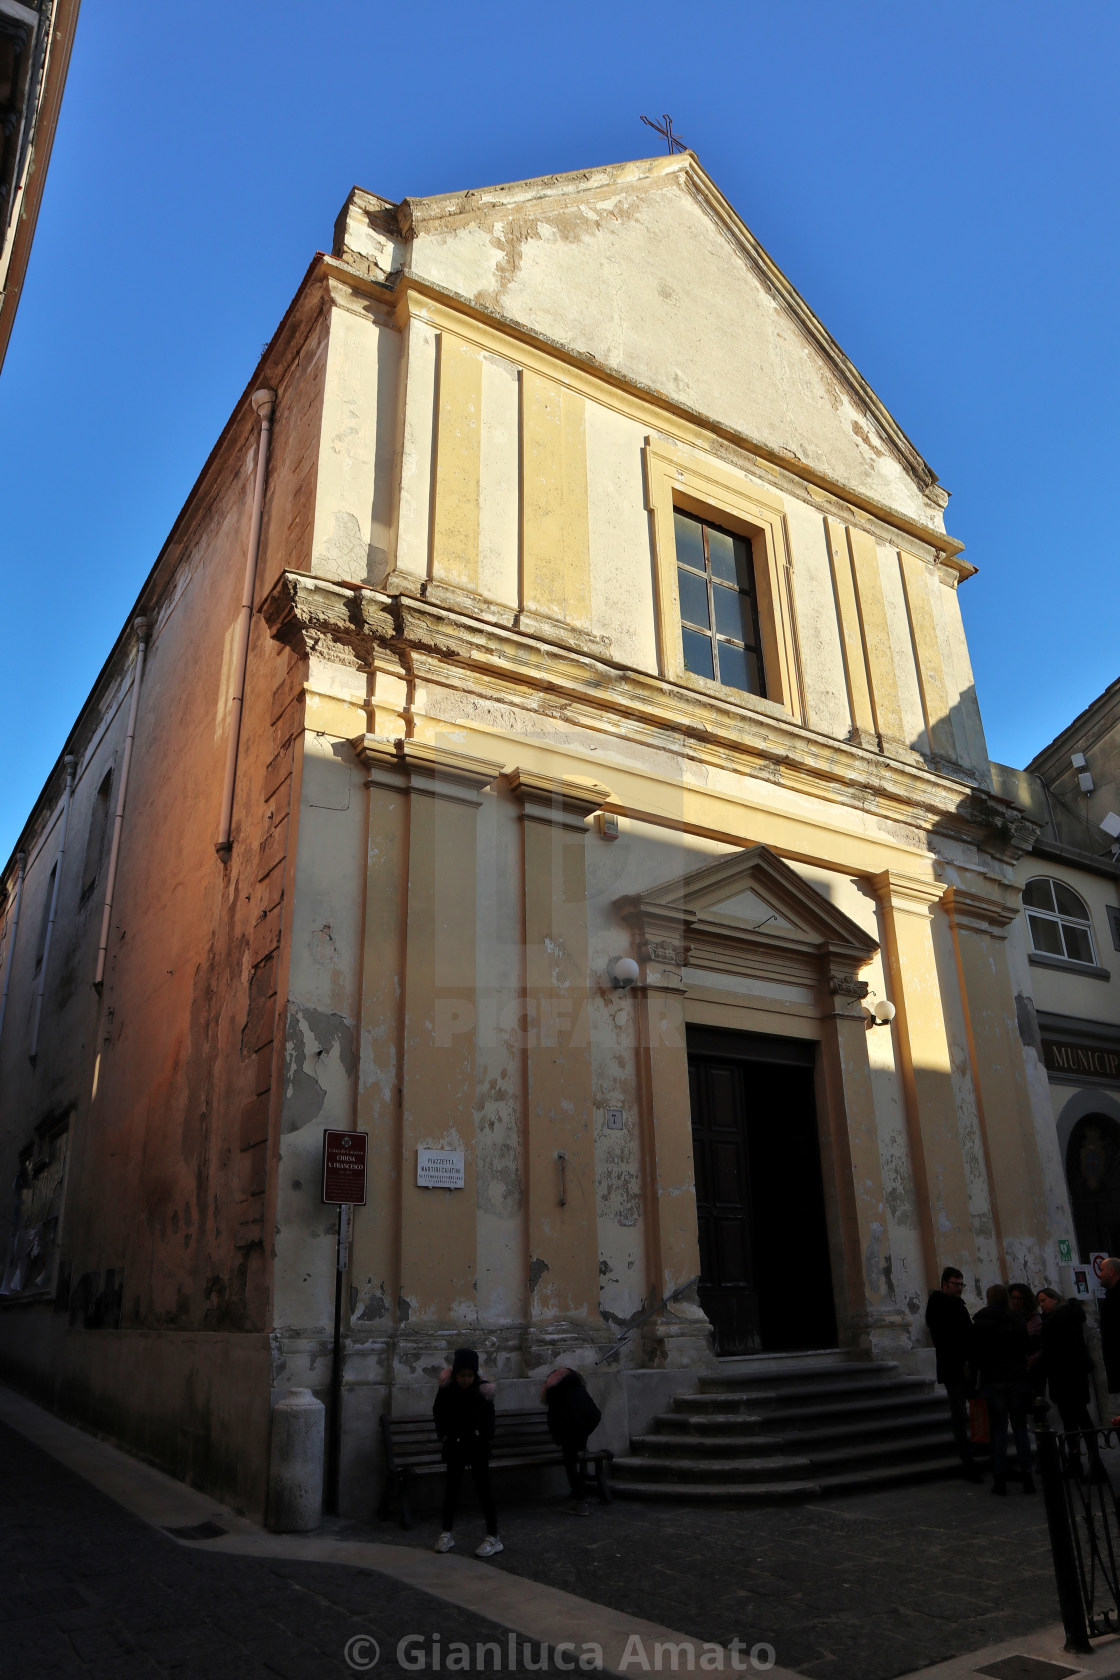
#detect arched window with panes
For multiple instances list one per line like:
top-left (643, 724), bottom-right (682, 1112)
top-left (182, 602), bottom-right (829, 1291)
top-left (1023, 877), bottom-right (1097, 965)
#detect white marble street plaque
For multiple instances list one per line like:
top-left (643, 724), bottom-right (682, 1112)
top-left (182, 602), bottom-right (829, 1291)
top-left (417, 1148), bottom-right (465, 1189)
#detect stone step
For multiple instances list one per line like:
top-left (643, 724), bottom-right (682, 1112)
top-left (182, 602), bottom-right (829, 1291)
top-left (673, 1375), bottom-right (932, 1415)
top-left (805, 1429), bottom-right (956, 1475)
top-left (757, 1383), bottom-right (938, 1430)
top-left (634, 1411), bottom-right (952, 1459)
top-left (613, 1477), bottom-right (821, 1505)
top-left (771, 1407), bottom-right (952, 1453)
top-left (655, 1396), bottom-right (948, 1439)
top-left (654, 1414), bottom-right (767, 1438)
top-left (710, 1348), bottom-right (853, 1379)
top-left (630, 1432), bottom-right (788, 1457)
top-left (613, 1454), bottom-right (963, 1506)
top-left (812, 1454), bottom-right (963, 1497)
top-left (699, 1360), bottom-right (899, 1393)
top-left (612, 1453), bottom-right (812, 1484)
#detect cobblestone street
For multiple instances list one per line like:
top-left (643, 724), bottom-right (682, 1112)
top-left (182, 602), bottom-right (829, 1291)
top-left (377, 1474), bottom-right (1060, 1680)
top-left (0, 1421), bottom-right (552, 1680)
top-left (0, 1410), bottom-right (1082, 1680)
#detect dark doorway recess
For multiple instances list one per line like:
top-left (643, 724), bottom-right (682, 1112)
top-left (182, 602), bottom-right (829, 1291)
top-left (1066, 1114), bottom-right (1120, 1260)
top-left (687, 1026), bottom-right (836, 1355)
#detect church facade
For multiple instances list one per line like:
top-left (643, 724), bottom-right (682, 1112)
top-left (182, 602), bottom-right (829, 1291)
top-left (0, 154), bottom-right (1069, 1514)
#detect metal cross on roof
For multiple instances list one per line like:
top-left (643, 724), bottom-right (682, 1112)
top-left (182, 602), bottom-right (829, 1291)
top-left (640, 113), bottom-right (688, 155)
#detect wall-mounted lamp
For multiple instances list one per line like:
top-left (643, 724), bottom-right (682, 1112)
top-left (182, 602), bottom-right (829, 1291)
top-left (610, 957), bottom-right (640, 989)
top-left (869, 999), bottom-right (897, 1028)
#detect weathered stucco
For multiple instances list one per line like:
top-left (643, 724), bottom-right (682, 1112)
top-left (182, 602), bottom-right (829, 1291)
top-left (0, 153), bottom-right (1059, 1521)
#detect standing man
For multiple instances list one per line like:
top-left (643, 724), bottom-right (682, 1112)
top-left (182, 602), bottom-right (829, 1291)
top-left (1099, 1257), bottom-right (1120, 1394)
top-left (926, 1266), bottom-right (982, 1482)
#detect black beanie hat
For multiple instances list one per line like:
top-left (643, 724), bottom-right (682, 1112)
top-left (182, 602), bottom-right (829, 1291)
top-left (451, 1347), bottom-right (479, 1375)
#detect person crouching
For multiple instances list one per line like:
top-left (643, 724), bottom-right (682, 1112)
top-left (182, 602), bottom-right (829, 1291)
top-left (542, 1366), bottom-right (602, 1516)
top-left (433, 1348), bottom-right (503, 1558)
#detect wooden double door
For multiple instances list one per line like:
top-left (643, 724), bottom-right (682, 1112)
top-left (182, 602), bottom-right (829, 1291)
top-left (687, 1028), bottom-right (836, 1356)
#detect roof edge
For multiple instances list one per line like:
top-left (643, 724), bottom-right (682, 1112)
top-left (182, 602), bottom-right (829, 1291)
top-left (393, 151), bottom-right (945, 501)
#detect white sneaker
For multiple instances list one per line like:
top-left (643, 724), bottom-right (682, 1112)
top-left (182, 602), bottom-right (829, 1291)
top-left (475, 1534), bottom-right (504, 1558)
top-left (434, 1532), bottom-right (455, 1553)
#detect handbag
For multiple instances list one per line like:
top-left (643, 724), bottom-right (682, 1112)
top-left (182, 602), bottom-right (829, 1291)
top-left (969, 1396), bottom-right (990, 1444)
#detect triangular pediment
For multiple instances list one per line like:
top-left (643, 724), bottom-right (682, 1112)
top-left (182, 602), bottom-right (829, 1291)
top-left (369, 154), bottom-right (945, 528)
top-left (618, 845), bottom-right (878, 981)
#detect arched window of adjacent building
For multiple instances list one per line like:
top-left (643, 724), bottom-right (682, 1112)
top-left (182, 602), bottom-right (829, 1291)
top-left (1024, 876), bottom-right (1097, 965)
top-left (81, 770), bottom-right (113, 903)
top-left (1066, 1114), bottom-right (1120, 1259)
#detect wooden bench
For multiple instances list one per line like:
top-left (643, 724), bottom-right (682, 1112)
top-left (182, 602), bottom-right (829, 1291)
top-left (378, 1408), bottom-right (613, 1528)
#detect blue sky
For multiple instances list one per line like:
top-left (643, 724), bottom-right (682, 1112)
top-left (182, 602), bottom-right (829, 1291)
top-left (2, 1), bottom-right (1118, 861)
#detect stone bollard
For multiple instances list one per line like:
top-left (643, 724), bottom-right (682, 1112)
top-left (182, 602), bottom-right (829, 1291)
top-left (267, 1387), bottom-right (325, 1532)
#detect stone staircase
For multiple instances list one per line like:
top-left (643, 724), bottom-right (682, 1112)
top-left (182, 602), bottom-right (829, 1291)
top-left (613, 1352), bottom-right (961, 1505)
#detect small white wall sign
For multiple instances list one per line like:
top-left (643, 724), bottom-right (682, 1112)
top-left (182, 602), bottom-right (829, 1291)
top-left (417, 1148), bottom-right (465, 1189)
top-left (606, 1108), bottom-right (625, 1131)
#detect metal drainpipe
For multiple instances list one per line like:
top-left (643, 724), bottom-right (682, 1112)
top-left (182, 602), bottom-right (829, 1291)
top-left (94, 617), bottom-right (150, 992)
top-left (0, 850), bottom-right (27, 1050)
top-left (29, 752), bottom-right (76, 1060)
top-left (215, 387), bottom-right (277, 860)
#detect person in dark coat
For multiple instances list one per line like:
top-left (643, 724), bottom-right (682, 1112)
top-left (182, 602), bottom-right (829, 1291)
top-left (1009, 1282), bottom-right (1043, 1392)
top-left (1038, 1288), bottom-right (1103, 1478)
top-left (925, 1266), bottom-right (982, 1480)
top-left (973, 1283), bottom-right (1034, 1496)
top-left (542, 1367), bottom-right (603, 1515)
top-left (1098, 1258), bottom-right (1120, 1392)
top-left (432, 1348), bottom-right (502, 1558)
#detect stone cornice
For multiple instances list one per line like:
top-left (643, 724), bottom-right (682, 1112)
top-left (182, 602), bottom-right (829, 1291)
top-left (619, 843), bottom-right (878, 1001)
top-left (871, 870), bottom-right (947, 917)
top-left (264, 571), bottom-right (1026, 863)
top-left (317, 253), bottom-right (970, 576)
top-left (942, 884), bottom-right (1021, 940)
top-left (351, 734), bottom-right (503, 804)
top-left (506, 769), bottom-right (612, 829)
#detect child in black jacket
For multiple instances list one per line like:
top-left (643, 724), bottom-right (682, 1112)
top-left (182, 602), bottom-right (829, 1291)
top-left (542, 1366), bottom-right (602, 1515)
top-left (432, 1348), bottom-right (502, 1557)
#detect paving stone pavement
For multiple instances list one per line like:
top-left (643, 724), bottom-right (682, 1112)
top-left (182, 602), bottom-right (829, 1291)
top-left (1, 1408), bottom-right (1080, 1680)
top-left (0, 1421), bottom-right (574, 1679)
top-left (369, 1473), bottom-right (1064, 1680)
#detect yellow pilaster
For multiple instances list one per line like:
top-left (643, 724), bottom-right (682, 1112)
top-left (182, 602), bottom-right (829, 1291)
top-left (816, 966), bottom-right (894, 1338)
top-left (356, 740), bottom-right (503, 1340)
top-left (825, 517), bottom-right (877, 751)
top-left (431, 332), bottom-right (483, 594)
top-left (872, 871), bottom-right (978, 1289)
top-left (943, 886), bottom-right (1050, 1268)
top-left (509, 769), bottom-right (608, 1363)
top-left (632, 944), bottom-right (711, 1365)
top-left (898, 549), bottom-right (956, 764)
top-left (519, 371), bottom-right (593, 636)
top-left (349, 737), bottom-right (409, 1325)
top-left (847, 527), bottom-right (912, 761)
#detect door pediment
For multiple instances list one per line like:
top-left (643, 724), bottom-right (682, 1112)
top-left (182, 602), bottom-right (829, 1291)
top-left (618, 845), bottom-right (878, 993)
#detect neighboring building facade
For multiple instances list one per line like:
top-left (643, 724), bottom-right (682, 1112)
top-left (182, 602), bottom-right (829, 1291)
top-left (993, 682), bottom-right (1120, 1294)
top-left (0, 0), bottom-right (80, 372)
top-left (0, 154), bottom-right (1065, 1515)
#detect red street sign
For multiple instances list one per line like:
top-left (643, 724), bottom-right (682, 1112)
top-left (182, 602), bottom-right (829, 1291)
top-left (322, 1130), bottom-right (368, 1205)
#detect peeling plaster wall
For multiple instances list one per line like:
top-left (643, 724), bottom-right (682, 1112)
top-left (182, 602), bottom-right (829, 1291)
top-left (782, 499), bottom-right (850, 739)
top-left (310, 244), bottom-right (993, 786)
top-left (585, 403), bottom-right (658, 672)
top-left (273, 689), bottom-right (368, 1344)
top-left (403, 165), bottom-right (942, 531)
top-left (309, 303), bottom-right (400, 586)
top-left (0, 304), bottom-right (330, 1514)
top-left (473, 785), bottom-right (526, 1326)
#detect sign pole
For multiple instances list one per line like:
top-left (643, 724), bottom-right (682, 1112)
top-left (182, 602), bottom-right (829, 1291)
top-left (320, 1129), bottom-right (366, 1519)
top-left (326, 1201), bottom-right (349, 1516)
